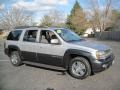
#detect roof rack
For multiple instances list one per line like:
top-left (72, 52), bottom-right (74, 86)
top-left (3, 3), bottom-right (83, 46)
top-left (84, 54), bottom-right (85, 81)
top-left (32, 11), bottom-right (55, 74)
top-left (14, 26), bottom-right (66, 30)
top-left (14, 26), bottom-right (49, 29)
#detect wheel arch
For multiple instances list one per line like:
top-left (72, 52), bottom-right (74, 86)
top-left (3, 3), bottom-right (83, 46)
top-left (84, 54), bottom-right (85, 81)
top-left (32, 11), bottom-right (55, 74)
top-left (8, 45), bottom-right (21, 56)
top-left (62, 49), bottom-right (92, 71)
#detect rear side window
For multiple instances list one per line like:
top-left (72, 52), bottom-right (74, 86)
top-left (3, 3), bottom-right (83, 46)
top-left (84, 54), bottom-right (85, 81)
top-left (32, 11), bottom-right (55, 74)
top-left (23, 30), bottom-right (37, 42)
top-left (7, 30), bottom-right (22, 41)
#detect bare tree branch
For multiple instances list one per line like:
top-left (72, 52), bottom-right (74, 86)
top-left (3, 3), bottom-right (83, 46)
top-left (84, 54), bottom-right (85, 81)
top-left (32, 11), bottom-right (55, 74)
top-left (0, 7), bottom-right (33, 30)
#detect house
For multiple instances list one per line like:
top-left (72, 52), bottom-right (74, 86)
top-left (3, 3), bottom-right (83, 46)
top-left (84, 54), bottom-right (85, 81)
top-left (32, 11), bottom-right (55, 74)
top-left (83, 28), bottom-right (100, 37)
top-left (0, 29), bottom-right (9, 37)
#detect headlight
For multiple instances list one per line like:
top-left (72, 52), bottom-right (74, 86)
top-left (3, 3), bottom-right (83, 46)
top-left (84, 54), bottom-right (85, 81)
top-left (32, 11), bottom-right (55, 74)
top-left (96, 51), bottom-right (106, 60)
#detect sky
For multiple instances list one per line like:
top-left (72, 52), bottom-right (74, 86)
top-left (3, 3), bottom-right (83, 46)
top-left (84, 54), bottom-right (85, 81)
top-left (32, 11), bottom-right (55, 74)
top-left (0, 0), bottom-right (90, 23)
top-left (0, 0), bottom-right (119, 23)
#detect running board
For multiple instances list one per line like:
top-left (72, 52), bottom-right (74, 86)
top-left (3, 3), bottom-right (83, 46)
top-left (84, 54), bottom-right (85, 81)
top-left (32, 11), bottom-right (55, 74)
top-left (23, 61), bottom-right (66, 71)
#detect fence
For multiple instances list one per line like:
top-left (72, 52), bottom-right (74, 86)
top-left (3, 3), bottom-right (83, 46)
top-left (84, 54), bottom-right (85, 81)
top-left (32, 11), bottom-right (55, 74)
top-left (95, 31), bottom-right (120, 41)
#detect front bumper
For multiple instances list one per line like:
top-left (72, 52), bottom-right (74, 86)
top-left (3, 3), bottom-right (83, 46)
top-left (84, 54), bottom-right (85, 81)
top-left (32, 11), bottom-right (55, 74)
top-left (91, 53), bottom-right (115, 73)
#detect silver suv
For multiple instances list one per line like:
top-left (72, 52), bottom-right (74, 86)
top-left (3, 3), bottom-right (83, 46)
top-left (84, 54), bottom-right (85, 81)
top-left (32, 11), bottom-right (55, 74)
top-left (4, 26), bottom-right (114, 79)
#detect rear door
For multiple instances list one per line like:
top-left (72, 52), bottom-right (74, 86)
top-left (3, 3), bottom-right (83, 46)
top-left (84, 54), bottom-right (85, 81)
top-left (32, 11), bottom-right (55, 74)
top-left (19, 30), bottom-right (39, 62)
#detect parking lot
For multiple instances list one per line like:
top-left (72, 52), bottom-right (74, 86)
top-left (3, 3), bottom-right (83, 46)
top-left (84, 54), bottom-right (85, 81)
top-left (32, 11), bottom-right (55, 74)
top-left (0, 38), bottom-right (120, 90)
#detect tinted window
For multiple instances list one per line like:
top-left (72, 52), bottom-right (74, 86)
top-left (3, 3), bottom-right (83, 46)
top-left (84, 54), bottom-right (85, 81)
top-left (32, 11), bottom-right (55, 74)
top-left (23, 30), bottom-right (37, 42)
top-left (55, 29), bottom-right (82, 42)
top-left (7, 30), bottom-right (22, 41)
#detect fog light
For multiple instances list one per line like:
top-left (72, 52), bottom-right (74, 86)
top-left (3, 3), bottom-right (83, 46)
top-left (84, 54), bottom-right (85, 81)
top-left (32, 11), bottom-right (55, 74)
top-left (112, 60), bottom-right (114, 64)
top-left (102, 64), bottom-right (107, 68)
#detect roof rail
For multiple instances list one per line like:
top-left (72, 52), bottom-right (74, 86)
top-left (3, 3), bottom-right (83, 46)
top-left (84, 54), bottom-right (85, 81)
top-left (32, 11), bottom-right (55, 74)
top-left (14, 26), bottom-right (65, 29)
top-left (14, 26), bottom-right (39, 29)
top-left (14, 26), bottom-right (50, 29)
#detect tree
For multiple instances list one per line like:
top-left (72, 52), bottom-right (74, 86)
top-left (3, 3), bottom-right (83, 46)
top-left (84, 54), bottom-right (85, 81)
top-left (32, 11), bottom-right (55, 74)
top-left (109, 10), bottom-right (120, 28)
top-left (40, 15), bottom-right (52, 27)
top-left (0, 7), bottom-right (32, 30)
top-left (66, 1), bottom-right (87, 34)
top-left (108, 10), bottom-right (120, 31)
top-left (87, 0), bottom-right (120, 32)
top-left (50, 10), bottom-right (65, 26)
top-left (40, 10), bottom-right (65, 27)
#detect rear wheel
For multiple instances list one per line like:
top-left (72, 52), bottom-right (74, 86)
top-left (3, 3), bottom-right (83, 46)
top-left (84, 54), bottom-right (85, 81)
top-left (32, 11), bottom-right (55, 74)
top-left (68, 57), bottom-right (91, 79)
top-left (10, 51), bottom-right (22, 66)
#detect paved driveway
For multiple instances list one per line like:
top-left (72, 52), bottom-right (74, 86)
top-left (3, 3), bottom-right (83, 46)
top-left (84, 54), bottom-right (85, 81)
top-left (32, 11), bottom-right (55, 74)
top-left (0, 39), bottom-right (120, 90)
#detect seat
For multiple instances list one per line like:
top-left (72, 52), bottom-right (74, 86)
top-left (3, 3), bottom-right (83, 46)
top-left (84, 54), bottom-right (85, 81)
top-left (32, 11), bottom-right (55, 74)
top-left (41, 35), bottom-right (49, 44)
top-left (51, 35), bottom-right (57, 39)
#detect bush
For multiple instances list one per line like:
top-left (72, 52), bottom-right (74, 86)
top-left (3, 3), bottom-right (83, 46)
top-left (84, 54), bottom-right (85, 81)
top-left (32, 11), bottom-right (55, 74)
top-left (105, 27), bottom-right (114, 31)
top-left (75, 28), bottom-right (85, 35)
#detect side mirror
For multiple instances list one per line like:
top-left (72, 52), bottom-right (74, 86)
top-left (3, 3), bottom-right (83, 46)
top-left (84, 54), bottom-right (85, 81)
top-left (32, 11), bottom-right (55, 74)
top-left (51, 39), bottom-right (59, 44)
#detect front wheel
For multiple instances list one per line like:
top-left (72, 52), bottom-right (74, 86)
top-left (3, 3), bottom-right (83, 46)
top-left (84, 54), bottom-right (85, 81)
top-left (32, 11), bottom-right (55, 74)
top-left (68, 57), bottom-right (91, 79)
top-left (10, 51), bottom-right (22, 66)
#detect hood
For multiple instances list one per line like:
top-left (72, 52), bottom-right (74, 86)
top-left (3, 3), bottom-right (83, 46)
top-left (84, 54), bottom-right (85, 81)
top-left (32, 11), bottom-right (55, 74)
top-left (69, 40), bottom-right (110, 51)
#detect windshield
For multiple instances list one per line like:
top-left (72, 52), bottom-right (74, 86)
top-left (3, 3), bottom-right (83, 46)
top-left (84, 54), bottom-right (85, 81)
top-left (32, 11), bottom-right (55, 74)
top-left (55, 29), bottom-right (82, 42)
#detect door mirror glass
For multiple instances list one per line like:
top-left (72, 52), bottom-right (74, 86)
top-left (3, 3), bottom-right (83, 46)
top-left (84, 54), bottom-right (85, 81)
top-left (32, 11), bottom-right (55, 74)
top-left (51, 39), bottom-right (59, 44)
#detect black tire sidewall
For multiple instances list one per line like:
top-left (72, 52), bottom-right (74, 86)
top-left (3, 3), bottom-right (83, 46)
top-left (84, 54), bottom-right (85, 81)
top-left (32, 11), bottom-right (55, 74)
top-left (68, 57), bottom-right (91, 79)
top-left (10, 51), bottom-right (22, 66)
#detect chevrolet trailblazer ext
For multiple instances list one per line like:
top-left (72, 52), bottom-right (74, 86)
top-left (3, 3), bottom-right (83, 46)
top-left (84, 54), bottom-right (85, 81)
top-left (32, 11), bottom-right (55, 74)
top-left (4, 26), bottom-right (114, 79)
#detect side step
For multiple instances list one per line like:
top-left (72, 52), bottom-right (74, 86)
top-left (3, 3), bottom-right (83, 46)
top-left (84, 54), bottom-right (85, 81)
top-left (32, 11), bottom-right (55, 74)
top-left (23, 61), bottom-right (66, 71)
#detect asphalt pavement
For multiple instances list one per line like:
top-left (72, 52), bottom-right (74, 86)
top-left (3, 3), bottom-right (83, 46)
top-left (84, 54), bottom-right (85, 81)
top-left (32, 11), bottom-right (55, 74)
top-left (0, 39), bottom-right (120, 90)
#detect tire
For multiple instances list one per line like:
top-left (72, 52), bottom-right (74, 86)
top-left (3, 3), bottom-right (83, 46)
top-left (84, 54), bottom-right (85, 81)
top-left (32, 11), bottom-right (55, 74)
top-left (68, 57), bottom-right (91, 79)
top-left (10, 51), bottom-right (22, 66)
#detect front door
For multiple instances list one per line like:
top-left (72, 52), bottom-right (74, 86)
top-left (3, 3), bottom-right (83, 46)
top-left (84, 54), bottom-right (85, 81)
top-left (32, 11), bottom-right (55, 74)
top-left (36, 30), bottom-right (65, 67)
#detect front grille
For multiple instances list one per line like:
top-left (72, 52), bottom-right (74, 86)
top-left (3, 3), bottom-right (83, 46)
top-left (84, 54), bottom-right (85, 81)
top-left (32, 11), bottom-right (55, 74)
top-left (105, 54), bottom-right (114, 63)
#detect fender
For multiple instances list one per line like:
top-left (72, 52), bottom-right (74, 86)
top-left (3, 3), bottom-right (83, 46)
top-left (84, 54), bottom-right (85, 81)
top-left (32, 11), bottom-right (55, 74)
top-left (62, 49), bottom-right (92, 69)
top-left (7, 45), bottom-right (21, 56)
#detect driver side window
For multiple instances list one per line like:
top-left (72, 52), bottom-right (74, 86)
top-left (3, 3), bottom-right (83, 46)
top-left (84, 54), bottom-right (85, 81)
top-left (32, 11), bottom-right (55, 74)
top-left (40, 30), bottom-right (57, 44)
